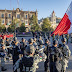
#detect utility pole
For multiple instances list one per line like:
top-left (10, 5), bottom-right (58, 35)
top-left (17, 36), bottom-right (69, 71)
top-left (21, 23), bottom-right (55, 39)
top-left (10, 0), bottom-right (11, 9)
top-left (17, 0), bottom-right (19, 8)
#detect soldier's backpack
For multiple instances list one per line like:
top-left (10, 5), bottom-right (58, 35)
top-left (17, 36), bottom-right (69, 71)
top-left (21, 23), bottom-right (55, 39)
top-left (23, 56), bottom-right (34, 67)
top-left (22, 56), bottom-right (34, 71)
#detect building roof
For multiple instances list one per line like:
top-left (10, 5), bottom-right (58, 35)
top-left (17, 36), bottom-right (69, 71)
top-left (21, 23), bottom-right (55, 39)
top-left (0, 8), bottom-right (36, 13)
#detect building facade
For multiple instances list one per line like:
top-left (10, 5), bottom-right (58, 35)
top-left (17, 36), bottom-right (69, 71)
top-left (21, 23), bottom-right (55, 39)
top-left (0, 8), bottom-right (38, 32)
top-left (38, 11), bottom-right (62, 30)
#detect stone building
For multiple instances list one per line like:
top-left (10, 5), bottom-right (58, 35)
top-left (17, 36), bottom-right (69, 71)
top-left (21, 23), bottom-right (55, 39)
top-left (38, 11), bottom-right (62, 30)
top-left (0, 8), bottom-right (38, 32)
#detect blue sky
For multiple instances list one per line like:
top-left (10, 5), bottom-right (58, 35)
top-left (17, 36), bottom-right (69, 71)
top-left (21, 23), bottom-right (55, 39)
top-left (0, 0), bottom-right (72, 19)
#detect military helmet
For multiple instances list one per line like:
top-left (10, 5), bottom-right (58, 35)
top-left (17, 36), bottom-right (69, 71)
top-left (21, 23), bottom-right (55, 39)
top-left (28, 38), bottom-right (34, 43)
top-left (33, 37), bottom-right (36, 41)
top-left (26, 45), bottom-right (35, 54)
top-left (53, 40), bottom-right (58, 45)
top-left (6, 38), bottom-right (9, 40)
top-left (21, 38), bottom-right (24, 40)
top-left (39, 36), bottom-right (42, 39)
top-left (45, 39), bottom-right (49, 42)
top-left (0, 39), bottom-right (3, 43)
top-left (13, 37), bottom-right (17, 41)
top-left (61, 38), bottom-right (66, 42)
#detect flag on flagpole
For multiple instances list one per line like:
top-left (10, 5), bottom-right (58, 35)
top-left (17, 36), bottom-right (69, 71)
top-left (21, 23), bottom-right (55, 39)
top-left (51, 1), bottom-right (72, 36)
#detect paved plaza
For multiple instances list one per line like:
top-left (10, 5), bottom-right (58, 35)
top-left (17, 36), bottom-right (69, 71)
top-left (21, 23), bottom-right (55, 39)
top-left (1, 37), bottom-right (72, 72)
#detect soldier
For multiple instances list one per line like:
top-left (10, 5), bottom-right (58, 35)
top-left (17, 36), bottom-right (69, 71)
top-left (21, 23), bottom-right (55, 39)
top-left (52, 34), bottom-right (55, 41)
top-left (66, 34), bottom-right (69, 44)
top-left (48, 32), bottom-right (51, 41)
top-left (60, 38), bottom-right (71, 72)
top-left (44, 39), bottom-right (50, 72)
top-left (5, 38), bottom-right (10, 57)
top-left (37, 36), bottom-right (44, 49)
top-left (12, 39), bottom-right (23, 72)
top-left (33, 37), bottom-right (38, 49)
top-left (57, 34), bottom-right (60, 41)
top-left (0, 39), bottom-right (7, 71)
top-left (19, 38), bottom-right (36, 72)
top-left (70, 33), bottom-right (72, 43)
top-left (49, 40), bottom-right (62, 72)
top-left (20, 38), bottom-right (27, 56)
top-left (5, 38), bottom-right (10, 46)
top-left (19, 38), bottom-right (46, 72)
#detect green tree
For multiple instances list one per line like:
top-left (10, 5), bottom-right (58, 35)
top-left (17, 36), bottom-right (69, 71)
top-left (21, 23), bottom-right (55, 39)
top-left (19, 23), bottom-right (26, 32)
top-left (1, 24), bottom-right (6, 32)
top-left (9, 19), bottom-right (19, 32)
top-left (7, 26), bottom-right (12, 32)
top-left (31, 23), bottom-right (41, 32)
top-left (29, 15), bottom-right (41, 32)
top-left (42, 18), bottom-right (53, 32)
top-left (29, 14), bottom-right (38, 25)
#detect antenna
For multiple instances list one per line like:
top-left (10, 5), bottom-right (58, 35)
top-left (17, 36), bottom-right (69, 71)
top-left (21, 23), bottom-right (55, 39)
top-left (17, 0), bottom-right (19, 8)
top-left (21, 0), bottom-right (23, 10)
top-left (10, 0), bottom-right (11, 9)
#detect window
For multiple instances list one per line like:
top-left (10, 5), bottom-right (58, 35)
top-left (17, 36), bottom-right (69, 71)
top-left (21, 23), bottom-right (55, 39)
top-left (17, 14), bottom-right (20, 18)
top-left (2, 14), bottom-right (4, 18)
top-left (9, 21), bottom-right (11, 23)
top-left (2, 20), bottom-right (4, 24)
top-left (26, 15), bottom-right (28, 19)
top-left (9, 14), bottom-right (11, 18)
top-left (25, 21), bottom-right (28, 25)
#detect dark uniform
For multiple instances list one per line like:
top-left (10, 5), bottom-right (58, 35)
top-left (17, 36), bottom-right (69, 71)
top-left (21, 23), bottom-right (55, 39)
top-left (12, 40), bottom-right (22, 72)
top-left (0, 39), bottom-right (7, 71)
top-left (70, 33), bottom-right (72, 43)
top-left (5, 38), bottom-right (10, 46)
top-left (20, 38), bottom-right (27, 56)
top-left (52, 34), bottom-right (55, 41)
top-left (49, 40), bottom-right (62, 72)
top-left (44, 39), bottom-right (50, 72)
top-left (66, 34), bottom-right (69, 44)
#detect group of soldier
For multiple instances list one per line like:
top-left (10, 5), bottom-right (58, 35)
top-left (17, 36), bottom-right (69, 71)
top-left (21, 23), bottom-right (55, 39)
top-left (0, 32), bottom-right (72, 72)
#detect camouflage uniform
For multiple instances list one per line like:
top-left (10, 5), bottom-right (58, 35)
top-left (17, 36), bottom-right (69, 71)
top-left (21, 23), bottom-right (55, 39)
top-left (66, 34), bottom-right (69, 44)
top-left (70, 33), bottom-right (72, 43)
top-left (61, 38), bottom-right (71, 72)
top-left (49, 40), bottom-right (62, 72)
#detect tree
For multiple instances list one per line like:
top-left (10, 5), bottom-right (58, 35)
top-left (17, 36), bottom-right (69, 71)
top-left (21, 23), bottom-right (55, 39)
top-left (29, 15), bottom-right (41, 32)
top-left (29, 14), bottom-right (38, 25)
top-left (19, 23), bottom-right (26, 32)
top-left (8, 19), bottom-right (19, 32)
top-left (7, 26), bottom-right (12, 32)
top-left (1, 24), bottom-right (6, 32)
top-left (42, 18), bottom-right (53, 32)
top-left (31, 23), bottom-right (41, 32)
top-left (0, 20), bottom-right (6, 32)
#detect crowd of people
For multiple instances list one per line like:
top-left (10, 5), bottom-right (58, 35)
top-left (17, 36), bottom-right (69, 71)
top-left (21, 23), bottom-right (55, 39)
top-left (0, 32), bottom-right (72, 72)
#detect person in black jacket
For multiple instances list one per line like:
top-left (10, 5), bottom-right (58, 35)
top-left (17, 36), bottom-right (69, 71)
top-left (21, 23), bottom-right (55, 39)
top-left (12, 39), bottom-right (23, 72)
top-left (44, 39), bottom-right (50, 72)
top-left (20, 38), bottom-right (27, 56)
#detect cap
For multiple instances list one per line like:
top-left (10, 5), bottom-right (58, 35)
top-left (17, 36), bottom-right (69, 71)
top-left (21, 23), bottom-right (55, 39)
top-left (0, 39), bottom-right (3, 43)
top-left (61, 38), bottom-right (66, 42)
top-left (33, 37), bottom-right (36, 41)
top-left (28, 38), bottom-right (34, 43)
top-left (45, 39), bottom-right (49, 42)
top-left (26, 45), bottom-right (35, 54)
top-left (53, 40), bottom-right (58, 45)
top-left (13, 37), bottom-right (17, 41)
